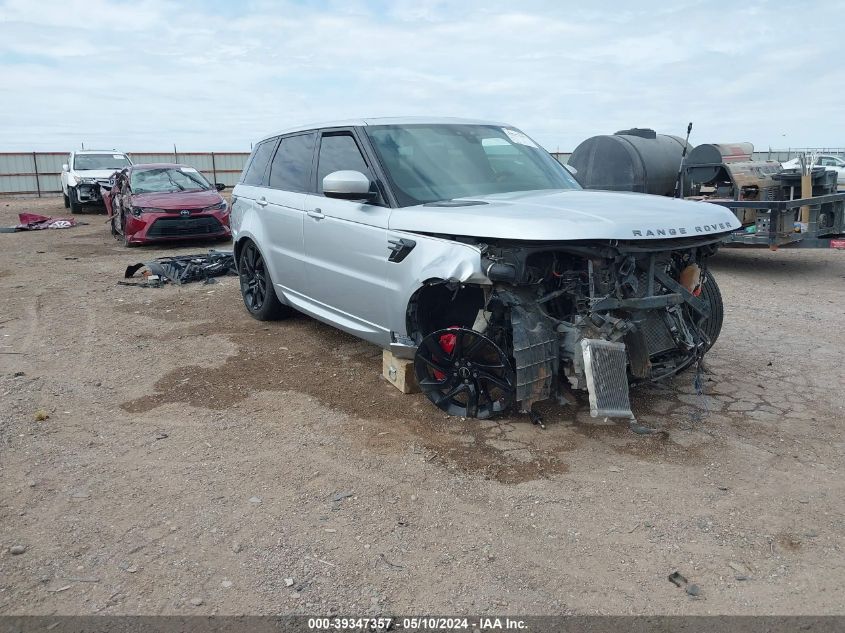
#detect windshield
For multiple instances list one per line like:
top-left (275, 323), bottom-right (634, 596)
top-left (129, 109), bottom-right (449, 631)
top-left (130, 167), bottom-right (212, 194)
top-left (73, 153), bottom-right (131, 170)
top-left (365, 124), bottom-right (579, 206)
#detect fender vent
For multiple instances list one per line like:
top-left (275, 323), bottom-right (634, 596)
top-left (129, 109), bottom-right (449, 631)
top-left (581, 339), bottom-right (634, 419)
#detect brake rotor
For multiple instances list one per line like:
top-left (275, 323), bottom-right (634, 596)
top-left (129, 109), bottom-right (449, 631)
top-left (414, 327), bottom-right (515, 419)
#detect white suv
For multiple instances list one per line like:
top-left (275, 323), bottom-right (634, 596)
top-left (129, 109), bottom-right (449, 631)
top-left (61, 150), bottom-right (133, 213)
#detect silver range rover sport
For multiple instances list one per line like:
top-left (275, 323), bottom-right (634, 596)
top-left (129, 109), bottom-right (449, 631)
top-left (231, 118), bottom-right (740, 425)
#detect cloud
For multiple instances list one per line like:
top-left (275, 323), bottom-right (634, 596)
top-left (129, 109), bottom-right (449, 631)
top-left (0, 0), bottom-right (841, 151)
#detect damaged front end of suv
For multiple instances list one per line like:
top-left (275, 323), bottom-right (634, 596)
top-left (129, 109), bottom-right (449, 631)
top-left (409, 234), bottom-right (723, 424)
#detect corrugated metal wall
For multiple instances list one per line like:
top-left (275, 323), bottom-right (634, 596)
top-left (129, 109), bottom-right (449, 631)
top-left (0, 151), bottom-right (250, 196)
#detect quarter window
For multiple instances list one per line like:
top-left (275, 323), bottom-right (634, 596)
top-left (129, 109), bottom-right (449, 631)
top-left (317, 134), bottom-right (371, 194)
top-left (243, 138), bottom-right (277, 186)
top-left (269, 133), bottom-right (317, 191)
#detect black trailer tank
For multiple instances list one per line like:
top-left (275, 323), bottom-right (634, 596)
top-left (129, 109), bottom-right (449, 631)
top-left (568, 128), bottom-right (689, 196)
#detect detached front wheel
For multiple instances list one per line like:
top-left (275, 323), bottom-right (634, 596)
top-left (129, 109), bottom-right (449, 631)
top-left (238, 241), bottom-right (290, 320)
top-left (414, 327), bottom-right (515, 419)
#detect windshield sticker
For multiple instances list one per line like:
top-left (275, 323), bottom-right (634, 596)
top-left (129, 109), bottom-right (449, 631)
top-left (180, 167), bottom-right (199, 173)
top-left (112, 154), bottom-right (123, 159)
top-left (503, 129), bottom-right (537, 147)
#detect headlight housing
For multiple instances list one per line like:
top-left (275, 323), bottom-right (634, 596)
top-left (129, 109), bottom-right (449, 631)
top-left (205, 200), bottom-right (228, 212)
top-left (131, 206), bottom-right (166, 216)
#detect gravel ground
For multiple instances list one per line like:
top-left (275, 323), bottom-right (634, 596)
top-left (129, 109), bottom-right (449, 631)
top-left (0, 196), bottom-right (843, 616)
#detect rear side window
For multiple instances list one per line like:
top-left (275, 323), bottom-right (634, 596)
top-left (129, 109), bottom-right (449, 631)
top-left (316, 134), bottom-right (371, 193)
top-left (269, 133), bottom-right (317, 191)
top-left (243, 138), bottom-right (277, 186)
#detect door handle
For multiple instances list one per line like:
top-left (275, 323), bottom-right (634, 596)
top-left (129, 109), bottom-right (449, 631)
top-left (256, 197), bottom-right (268, 207)
top-left (307, 208), bottom-right (325, 219)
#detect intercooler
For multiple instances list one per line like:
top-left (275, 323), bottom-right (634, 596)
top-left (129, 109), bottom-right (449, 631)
top-left (581, 339), bottom-right (635, 419)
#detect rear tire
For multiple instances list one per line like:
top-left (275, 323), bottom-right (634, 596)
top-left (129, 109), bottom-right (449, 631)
top-left (238, 241), bottom-right (291, 320)
top-left (68, 187), bottom-right (81, 214)
top-left (699, 272), bottom-right (724, 351)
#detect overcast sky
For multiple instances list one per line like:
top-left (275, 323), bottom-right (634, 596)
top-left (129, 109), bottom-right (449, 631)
top-left (0, 0), bottom-right (841, 153)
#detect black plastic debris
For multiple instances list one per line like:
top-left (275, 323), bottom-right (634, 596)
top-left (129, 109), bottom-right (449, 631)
top-left (123, 250), bottom-right (236, 286)
top-left (668, 571), bottom-right (687, 587)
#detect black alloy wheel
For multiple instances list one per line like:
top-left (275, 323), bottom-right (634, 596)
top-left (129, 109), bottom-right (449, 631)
top-left (238, 241), bottom-right (288, 320)
top-left (414, 327), bottom-right (515, 419)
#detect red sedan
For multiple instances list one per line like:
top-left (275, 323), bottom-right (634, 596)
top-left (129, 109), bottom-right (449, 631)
top-left (103, 163), bottom-right (232, 246)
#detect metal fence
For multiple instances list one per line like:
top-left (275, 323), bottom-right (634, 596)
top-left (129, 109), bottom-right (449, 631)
top-left (0, 151), bottom-right (251, 196)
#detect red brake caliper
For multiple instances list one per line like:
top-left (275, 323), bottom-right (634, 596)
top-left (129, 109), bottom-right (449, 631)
top-left (432, 327), bottom-right (460, 381)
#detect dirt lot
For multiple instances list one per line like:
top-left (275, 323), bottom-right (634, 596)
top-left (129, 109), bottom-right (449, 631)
top-left (0, 196), bottom-right (843, 616)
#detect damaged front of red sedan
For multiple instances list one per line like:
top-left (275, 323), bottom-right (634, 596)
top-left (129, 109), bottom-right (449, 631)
top-left (103, 163), bottom-right (232, 246)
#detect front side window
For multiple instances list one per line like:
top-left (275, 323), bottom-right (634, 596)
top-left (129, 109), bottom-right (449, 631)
top-left (243, 138), bottom-right (277, 186)
top-left (365, 124), bottom-right (579, 207)
top-left (269, 133), bottom-right (317, 191)
top-left (316, 134), bottom-right (371, 194)
top-left (130, 167), bottom-right (212, 194)
top-left (73, 153), bottom-right (131, 170)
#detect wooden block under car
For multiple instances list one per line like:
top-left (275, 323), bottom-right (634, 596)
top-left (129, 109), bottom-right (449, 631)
top-left (382, 350), bottom-right (419, 394)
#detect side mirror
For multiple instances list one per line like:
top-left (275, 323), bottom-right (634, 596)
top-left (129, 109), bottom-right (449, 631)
top-left (323, 170), bottom-right (375, 200)
top-left (215, 183), bottom-right (227, 191)
top-left (564, 163), bottom-right (578, 175)
top-left (62, 164), bottom-right (69, 172)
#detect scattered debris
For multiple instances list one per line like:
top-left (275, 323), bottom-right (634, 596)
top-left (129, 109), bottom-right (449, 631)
top-left (123, 250), bottom-right (236, 286)
top-left (248, 496), bottom-right (262, 504)
top-left (13, 371), bottom-right (25, 377)
top-left (685, 584), bottom-right (701, 596)
top-left (189, 597), bottom-right (204, 607)
top-left (9, 545), bottom-right (27, 555)
top-left (124, 566), bottom-right (138, 574)
top-left (34, 409), bottom-right (49, 421)
top-left (668, 571), bottom-right (687, 587)
top-left (231, 541), bottom-right (243, 553)
top-left (221, 580), bottom-right (233, 588)
top-left (1, 213), bottom-right (80, 233)
top-left (154, 432), bottom-right (168, 440)
top-left (48, 585), bottom-right (73, 593)
top-left (331, 491), bottom-right (354, 502)
top-left (284, 578), bottom-right (295, 587)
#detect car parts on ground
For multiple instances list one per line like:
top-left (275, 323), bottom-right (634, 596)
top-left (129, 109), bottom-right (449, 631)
top-left (0, 213), bottom-right (79, 233)
top-left (122, 250), bottom-right (236, 287)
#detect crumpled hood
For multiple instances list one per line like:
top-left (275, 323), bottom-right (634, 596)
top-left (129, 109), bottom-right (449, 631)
top-left (130, 190), bottom-right (224, 210)
top-left (71, 169), bottom-right (122, 181)
top-left (389, 189), bottom-right (741, 241)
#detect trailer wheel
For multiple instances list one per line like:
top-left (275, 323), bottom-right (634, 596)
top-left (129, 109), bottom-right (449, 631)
top-left (699, 272), bottom-right (724, 351)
